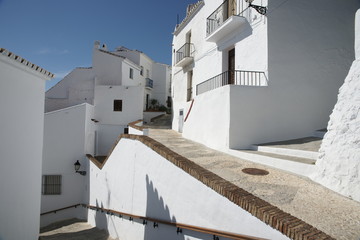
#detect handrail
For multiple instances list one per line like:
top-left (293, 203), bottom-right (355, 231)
top-left (83, 204), bottom-right (267, 240)
top-left (184, 99), bottom-right (194, 122)
top-left (40, 204), bottom-right (81, 216)
top-left (196, 70), bottom-right (268, 95)
top-left (40, 203), bottom-right (266, 239)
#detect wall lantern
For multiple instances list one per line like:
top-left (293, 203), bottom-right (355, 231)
top-left (245, 0), bottom-right (267, 15)
top-left (74, 160), bottom-right (86, 176)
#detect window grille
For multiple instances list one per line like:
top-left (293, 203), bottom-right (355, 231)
top-left (114, 99), bottom-right (123, 111)
top-left (42, 175), bottom-right (62, 195)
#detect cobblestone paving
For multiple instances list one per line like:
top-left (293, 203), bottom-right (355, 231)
top-left (148, 129), bottom-right (360, 240)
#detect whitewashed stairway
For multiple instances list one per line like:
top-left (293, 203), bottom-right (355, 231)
top-left (227, 130), bottom-right (327, 177)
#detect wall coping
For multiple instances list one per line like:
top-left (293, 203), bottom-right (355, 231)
top-left (0, 48), bottom-right (54, 78)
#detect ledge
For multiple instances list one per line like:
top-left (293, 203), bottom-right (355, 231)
top-left (175, 56), bottom-right (194, 68)
top-left (206, 15), bottom-right (247, 43)
top-left (87, 134), bottom-right (334, 240)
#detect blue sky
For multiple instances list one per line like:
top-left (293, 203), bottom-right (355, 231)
top-left (0, 0), bottom-right (196, 90)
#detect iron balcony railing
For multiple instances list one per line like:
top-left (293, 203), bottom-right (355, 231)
top-left (145, 78), bottom-right (153, 88)
top-left (175, 43), bottom-right (194, 65)
top-left (206, 0), bottom-right (249, 36)
top-left (196, 70), bottom-right (267, 95)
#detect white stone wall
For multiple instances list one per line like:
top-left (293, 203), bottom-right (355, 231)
top-left (94, 85), bottom-right (144, 125)
top-left (45, 68), bottom-right (94, 112)
top-left (152, 63), bottom-right (171, 107)
top-left (0, 51), bottom-right (49, 240)
top-left (41, 104), bottom-right (93, 226)
top-left (88, 138), bottom-right (289, 240)
top-left (312, 9), bottom-right (360, 202)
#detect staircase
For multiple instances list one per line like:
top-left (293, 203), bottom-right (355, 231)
top-left (39, 218), bottom-right (118, 240)
top-left (143, 114), bottom-right (172, 129)
top-left (227, 130), bottom-right (326, 177)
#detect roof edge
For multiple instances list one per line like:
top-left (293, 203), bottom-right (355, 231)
top-left (173, 1), bottom-right (205, 36)
top-left (0, 48), bottom-right (54, 79)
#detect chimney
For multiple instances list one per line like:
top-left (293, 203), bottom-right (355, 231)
top-left (94, 41), bottom-right (100, 49)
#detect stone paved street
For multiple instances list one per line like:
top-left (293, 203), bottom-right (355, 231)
top-left (39, 219), bottom-right (118, 240)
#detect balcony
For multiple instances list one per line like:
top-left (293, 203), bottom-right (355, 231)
top-left (196, 70), bottom-right (268, 95)
top-left (175, 43), bottom-right (194, 67)
top-left (145, 78), bottom-right (153, 89)
top-left (206, 0), bottom-right (247, 43)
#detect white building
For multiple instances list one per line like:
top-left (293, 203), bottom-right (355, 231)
top-left (171, 0), bottom-right (360, 151)
top-left (41, 42), bottom-right (171, 225)
top-left (0, 48), bottom-right (53, 240)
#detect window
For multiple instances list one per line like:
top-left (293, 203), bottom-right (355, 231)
top-left (140, 66), bottom-right (144, 76)
top-left (129, 68), bottom-right (133, 79)
top-left (42, 175), bottom-right (61, 195)
top-left (114, 99), bottom-right (122, 111)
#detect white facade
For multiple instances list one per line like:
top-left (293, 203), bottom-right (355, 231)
top-left (311, 9), bottom-right (360, 202)
top-left (87, 138), bottom-right (289, 240)
top-left (41, 43), bottom-right (171, 222)
top-left (171, 0), bottom-right (360, 150)
top-left (0, 48), bottom-right (53, 240)
top-left (41, 104), bottom-right (94, 226)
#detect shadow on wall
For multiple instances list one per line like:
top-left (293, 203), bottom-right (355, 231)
top-left (143, 175), bottom-right (233, 240)
top-left (95, 200), bottom-right (108, 230)
top-left (144, 175), bottom-right (185, 240)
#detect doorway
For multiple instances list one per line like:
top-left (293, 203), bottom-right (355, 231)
top-left (178, 109), bottom-right (184, 133)
top-left (146, 94), bottom-right (149, 110)
top-left (228, 48), bottom-right (235, 84)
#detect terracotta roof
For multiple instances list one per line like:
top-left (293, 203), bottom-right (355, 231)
top-left (174, 1), bottom-right (204, 36)
top-left (0, 48), bottom-right (54, 78)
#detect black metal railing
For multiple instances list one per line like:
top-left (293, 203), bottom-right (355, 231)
top-left (207, 0), bottom-right (249, 36)
top-left (175, 43), bottom-right (194, 64)
top-left (196, 70), bottom-right (267, 95)
top-left (145, 78), bottom-right (153, 88)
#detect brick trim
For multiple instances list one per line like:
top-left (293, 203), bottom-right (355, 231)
top-left (128, 119), bottom-right (146, 131)
top-left (87, 134), bottom-right (335, 240)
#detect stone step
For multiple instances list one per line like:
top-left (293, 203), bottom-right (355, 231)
top-left (251, 136), bottom-right (322, 160)
top-left (227, 149), bottom-right (316, 177)
top-left (39, 218), bottom-right (118, 240)
top-left (312, 128), bottom-right (327, 138)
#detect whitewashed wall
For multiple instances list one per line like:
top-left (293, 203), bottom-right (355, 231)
top-left (41, 104), bottom-right (93, 226)
top-left (0, 53), bottom-right (49, 240)
top-left (183, 86), bottom-right (230, 151)
top-left (95, 124), bottom-right (125, 156)
top-left (45, 68), bottom-right (94, 112)
top-left (88, 138), bottom-right (289, 240)
top-left (311, 9), bottom-right (360, 202)
top-left (152, 63), bottom-right (171, 107)
top-left (94, 85), bottom-right (144, 125)
top-left (93, 47), bottom-right (124, 86)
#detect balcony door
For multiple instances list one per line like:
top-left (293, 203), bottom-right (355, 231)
top-left (228, 48), bottom-right (235, 84)
top-left (186, 31), bottom-right (192, 57)
top-left (227, 0), bottom-right (237, 18)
